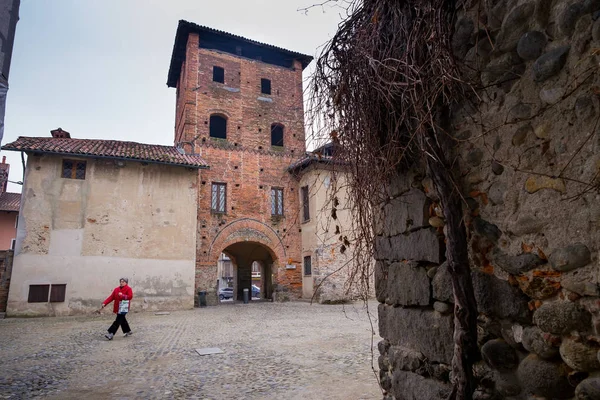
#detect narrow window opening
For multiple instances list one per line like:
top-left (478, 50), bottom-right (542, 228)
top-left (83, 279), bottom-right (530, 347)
top-left (271, 124), bottom-right (284, 147)
top-left (304, 256), bottom-right (312, 276)
top-left (271, 187), bottom-right (284, 216)
top-left (213, 66), bottom-right (224, 83)
top-left (301, 186), bottom-right (310, 222)
top-left (211, 182), bottom-right (227, 213)
top-left (261, 78), bottom-right (271, 95)
top-left (209, 115), bottom-right (227, 139)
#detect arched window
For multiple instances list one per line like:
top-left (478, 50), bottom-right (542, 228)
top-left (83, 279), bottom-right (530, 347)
top-left (210, 115), bottom-right (227, 139)
top-left (271, 123), bottom-right (284, 147)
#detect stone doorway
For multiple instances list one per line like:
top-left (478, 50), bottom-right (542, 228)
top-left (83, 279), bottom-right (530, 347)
top-left (219, 241), bottom-right (275, 302)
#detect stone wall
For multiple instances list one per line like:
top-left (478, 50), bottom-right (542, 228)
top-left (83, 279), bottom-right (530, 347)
top-left (377, 0), bottom-right (600, 398)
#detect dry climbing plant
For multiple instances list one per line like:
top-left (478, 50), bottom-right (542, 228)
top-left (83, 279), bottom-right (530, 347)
top-left (307, 0), bottom-right (480, 398)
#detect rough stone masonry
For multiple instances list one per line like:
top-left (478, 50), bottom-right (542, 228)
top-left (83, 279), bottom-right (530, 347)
top-left (376, 0), bottom-right (600, 399)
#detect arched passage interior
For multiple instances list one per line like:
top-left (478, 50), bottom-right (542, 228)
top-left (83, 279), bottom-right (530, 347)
top-left (221, 241), bottom-right (276, 301)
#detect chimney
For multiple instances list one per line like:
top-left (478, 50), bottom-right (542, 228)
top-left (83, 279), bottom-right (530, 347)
top-left (1, 156), bottom-right (5, 164)
top-left (51, 127), bottom-right (71, 139)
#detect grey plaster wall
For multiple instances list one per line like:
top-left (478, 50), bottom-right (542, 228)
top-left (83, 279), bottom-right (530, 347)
top-left (377, 1), bottom-right (600, 398)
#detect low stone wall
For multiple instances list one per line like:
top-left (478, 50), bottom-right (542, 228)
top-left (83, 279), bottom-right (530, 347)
top-left (377, 0), bottom-right (600, 398)
top-left (0, 250), bottom-right (13, 313)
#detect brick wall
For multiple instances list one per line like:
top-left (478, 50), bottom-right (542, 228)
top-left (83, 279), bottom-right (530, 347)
top-left (175, 33), bottom-right (305, 299)
top-left (0, 250), bottom-right (14, 313)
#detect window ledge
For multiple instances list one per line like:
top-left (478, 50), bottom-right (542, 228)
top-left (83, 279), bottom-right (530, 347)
top-left (257, 96), bottom-right (273, 103)
top-left (222, 86), bottom-right (240, 93)
top-left (210, 137), bottom-right (229, 146)
top-left (271, 145), bottom-right (284, 152)
top-left (301, 218), bottom-right (311, 224)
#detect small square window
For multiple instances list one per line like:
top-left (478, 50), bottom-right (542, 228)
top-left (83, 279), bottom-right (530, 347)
top-left (62, 159), bottom-right (86, 180)
top-left (261, 78), bottom-right (271, 95)
top-left (28, 284), bottom-right (50, 303)
top-left (50, 284), bottom-right (67, 302)
top-left (213, 66), bottom-right (225, 83)
top-left (304, 256), bottom-right (312, 276)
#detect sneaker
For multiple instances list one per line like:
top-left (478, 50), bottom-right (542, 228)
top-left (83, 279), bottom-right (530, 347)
top-left (105, 333), bottom-right (114, 340)
top-left (123, 331), bottom-right (133, 337)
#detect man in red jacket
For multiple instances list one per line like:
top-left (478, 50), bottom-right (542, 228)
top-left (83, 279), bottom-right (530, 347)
top-left (101, 277), bottom-right (133, 340)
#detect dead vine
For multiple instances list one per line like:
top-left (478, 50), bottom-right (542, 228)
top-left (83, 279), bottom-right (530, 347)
top-left (308, 0), bottom-right (479, 398)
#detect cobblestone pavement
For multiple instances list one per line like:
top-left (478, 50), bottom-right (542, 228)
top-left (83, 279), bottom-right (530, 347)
top-left (0, 300), bottom-right (382, 400)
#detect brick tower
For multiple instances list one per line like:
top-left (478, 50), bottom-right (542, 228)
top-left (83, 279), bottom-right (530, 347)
top-left (167, 21), bottom-right (312, 303)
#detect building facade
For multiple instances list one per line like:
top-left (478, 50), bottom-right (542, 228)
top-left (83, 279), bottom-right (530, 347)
top-left (167, 21), bottom-right (313, 303)
top-left (1, 23), bottom-right (370, 316)
top-left (2, 131), bottom-right (206, 316)
top-left (0, 156), bottom-right (19, 250)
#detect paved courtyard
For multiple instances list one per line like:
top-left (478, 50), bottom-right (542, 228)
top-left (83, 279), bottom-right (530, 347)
top-left (0, 300), bottom-right (382, 399)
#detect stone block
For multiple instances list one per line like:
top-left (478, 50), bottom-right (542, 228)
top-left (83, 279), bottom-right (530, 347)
top-left (517, 355), bottom-right (575, 398)
top-left (391, 370), bottom-right (451, 400)
top-left (388, 228), bottom-right (443, 263)
top-left (561, 264), bottom-right (600, 296)
top-left (378, 304), bottom-right (454, 364)
top-left (432, 262), bottom-right (453, 303)
top-left (389, 345), bottom-right (425, 372)
top-left (533, 45), bottom-right (571, 82)
top-left (559, 337), bottom-right (600, 372)
top-left (374, 236), bottom-right (392, 261)
top-left (384, 189), bottom-right (430, 236)
top-left (387, 261), bottom-right (430, 306)
top-left (496, 2), bottom-right (535, 52)
top-left (517, 31), bottom-right (547, 60)
top-left (576, 378), bottom-right (600, 399)
top-left (549, 243), bottom-right (591, 272)
top-left (433, 301), bottom-right (451, 314)
top-left (525, 176), bottom-right (567, 193)
top-left (472, 218), bottom-right (502, 243)
top-left (481, 339), bottom-right (519, 371)
top-left (472, 271), bottom-right (531, 322)
top-left (522, 326), bottom-right (559, 359)
top-left (492, 251), bottom-right (544, 274)
top-left (533, 301), bottom-right (592, 334)
top-left (375, 261), bottom-right (389, 303)
top-left (558, 2), bottom-right (584, 37)
top-left (493, 371), bottom-right (522, 397)
top-left (482, 52), bottom-right (525, 86)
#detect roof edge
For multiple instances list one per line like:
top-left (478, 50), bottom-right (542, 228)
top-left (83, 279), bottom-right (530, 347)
top-left (1, 147), bottom-right (209, 170)
top-left (167, 20), bottom-right (314, 88)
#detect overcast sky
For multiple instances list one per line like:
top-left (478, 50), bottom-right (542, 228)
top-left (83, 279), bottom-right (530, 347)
top-left (1, 0), bottom-right (345, 193)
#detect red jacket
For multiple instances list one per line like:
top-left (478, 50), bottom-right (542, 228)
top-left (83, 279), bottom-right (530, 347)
top-left (103, 284), bottom-right (133, 314)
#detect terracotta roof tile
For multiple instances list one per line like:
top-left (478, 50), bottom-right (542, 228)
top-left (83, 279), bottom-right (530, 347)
top-left (0, 192), bottom-right (20, 212)
top-left (2, 137), bottom-right (209, 169)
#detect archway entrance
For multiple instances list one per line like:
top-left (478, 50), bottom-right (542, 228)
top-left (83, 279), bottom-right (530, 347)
top-left (218, 241), bottom-right (276, 302)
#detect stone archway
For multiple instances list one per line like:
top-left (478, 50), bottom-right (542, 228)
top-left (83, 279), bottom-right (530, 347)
top-left (206, 218), bottom-right (287, 262)
top-left (196, 218), bottom-right (286, 305)
top-left (221, 241), bottom-right (276, 301)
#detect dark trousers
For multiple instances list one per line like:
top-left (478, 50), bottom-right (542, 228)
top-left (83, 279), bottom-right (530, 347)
top-left (108, 313), bottom-right (131, 334)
